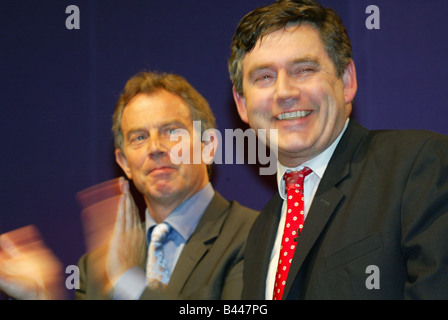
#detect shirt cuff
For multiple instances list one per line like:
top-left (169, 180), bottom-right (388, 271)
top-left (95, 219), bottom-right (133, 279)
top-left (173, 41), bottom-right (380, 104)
top-left (113, 266), bottom-right (146, 300)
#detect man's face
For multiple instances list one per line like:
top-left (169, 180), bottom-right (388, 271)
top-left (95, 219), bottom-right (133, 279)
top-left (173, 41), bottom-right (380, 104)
top-left (234, 24), bottom-right (357, 167)
top-left (115, 90), bottom-right (209, 209)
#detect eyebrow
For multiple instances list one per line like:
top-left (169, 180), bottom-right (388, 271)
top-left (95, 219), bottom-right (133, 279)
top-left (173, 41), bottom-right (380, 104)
top-left (291, 57), bottom-right (320, 67)
top-left (125, 120), bottom-right (189, 137)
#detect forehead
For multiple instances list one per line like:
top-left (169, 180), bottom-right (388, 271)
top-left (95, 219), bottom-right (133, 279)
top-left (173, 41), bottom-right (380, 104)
top-left (242, 24), bottom-right (330, 72)
top-left (122, 90), bottom-right (192, 124)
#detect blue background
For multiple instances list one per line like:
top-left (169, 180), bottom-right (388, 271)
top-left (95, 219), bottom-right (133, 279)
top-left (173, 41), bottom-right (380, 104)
top-left (1, 0), bottom-right (447, 298)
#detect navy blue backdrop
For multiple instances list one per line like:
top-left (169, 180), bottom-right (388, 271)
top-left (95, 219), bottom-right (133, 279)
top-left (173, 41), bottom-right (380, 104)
top-left (1, 1), bottom-right (447, 298)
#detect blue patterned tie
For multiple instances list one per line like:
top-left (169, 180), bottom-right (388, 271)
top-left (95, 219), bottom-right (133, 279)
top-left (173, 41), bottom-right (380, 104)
top-left (146, 222), bottom-right (171, 290)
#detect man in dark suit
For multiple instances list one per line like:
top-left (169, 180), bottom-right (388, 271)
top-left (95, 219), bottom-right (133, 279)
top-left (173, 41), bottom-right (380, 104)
top-left (75, 71), bottom-right (258, 300)
top-left (76, 181), bottom-right (256, 300)
top-left (0, 71), bottom-right (258, 300)
top-left (229, 0), bottom-right (448, 299)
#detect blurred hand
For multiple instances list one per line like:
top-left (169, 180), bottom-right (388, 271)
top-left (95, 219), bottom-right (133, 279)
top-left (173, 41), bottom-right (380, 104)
top-left (78, 177), bottom-right (124, 252)
top-left (105, 180), bottom-right (146, 287)
top-left (0, 225), bottom-right (65, 300)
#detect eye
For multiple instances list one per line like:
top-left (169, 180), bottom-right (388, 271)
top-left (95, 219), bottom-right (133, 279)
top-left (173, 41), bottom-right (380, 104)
top-left (256, 74), bottom-right (273, 82)
top-left (128, 132), bottom-right (147, 146)
top-left (164, 126), bottom-right (180, 136)
top-left (291, 64), bottom-right (319, 77)
top-left (252, 71), bottom-right (276, 86)
top-left (164, 125), bottom-right (189, 138)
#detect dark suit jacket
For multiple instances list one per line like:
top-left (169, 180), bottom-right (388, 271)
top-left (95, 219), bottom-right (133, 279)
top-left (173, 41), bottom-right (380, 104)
top-left (243, 119), bottom-right (448, 299)
top-left (76, 192), bottom-right (258, 300)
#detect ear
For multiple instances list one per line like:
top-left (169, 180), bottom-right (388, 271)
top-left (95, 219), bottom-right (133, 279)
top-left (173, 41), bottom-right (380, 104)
top-left (115, 149), bottom-right (132, 180)
top-left (342, 60), bottom-right (358, 104)
top-left (232, 86), bottom-right (249, 124)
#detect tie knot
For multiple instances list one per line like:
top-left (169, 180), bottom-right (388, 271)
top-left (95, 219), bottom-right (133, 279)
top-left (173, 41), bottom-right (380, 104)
top-left (284, 167), bottom-right (312, 191)
top-left (151, 222), bottom-right (170, 245)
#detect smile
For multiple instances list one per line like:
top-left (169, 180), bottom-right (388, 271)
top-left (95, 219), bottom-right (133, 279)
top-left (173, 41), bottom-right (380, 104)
top-left (276, 110), bottom-right (312, 120)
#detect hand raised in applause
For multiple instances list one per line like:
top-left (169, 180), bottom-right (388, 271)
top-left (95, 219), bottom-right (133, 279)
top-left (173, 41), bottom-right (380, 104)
top-left (105, 180), bottom-right (146, 287)
top-left (0, 225), bottom-right (65, 300)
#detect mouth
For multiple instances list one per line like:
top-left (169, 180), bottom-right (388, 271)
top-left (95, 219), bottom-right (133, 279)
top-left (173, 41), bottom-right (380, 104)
top-left (276, 110), bottom-right (312, 121)
top-left (147, 166), bottom-right (176, 175)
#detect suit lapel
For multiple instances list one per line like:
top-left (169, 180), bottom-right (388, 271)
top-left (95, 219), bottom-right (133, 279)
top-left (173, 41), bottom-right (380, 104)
top-left (283, 119), bottom-right (369, 298)
top-left (165, 192), bottom-right (229, 296)
top-left (283, 182), bottom-right (345, 298)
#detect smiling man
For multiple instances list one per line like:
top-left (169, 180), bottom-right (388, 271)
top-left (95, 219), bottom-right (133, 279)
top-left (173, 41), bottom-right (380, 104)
top-left (233, 23), bottom-right (355, 168)
top-left (75, 71), bottom-right (258, 300)
top-left (229, 0), bottom-right (448, 299)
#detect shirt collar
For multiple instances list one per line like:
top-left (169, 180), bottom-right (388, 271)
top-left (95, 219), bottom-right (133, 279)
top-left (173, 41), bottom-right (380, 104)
top-left (276, 118), bottom-right (350, 199)
top-left (145, 182), bottom-right (215, 241)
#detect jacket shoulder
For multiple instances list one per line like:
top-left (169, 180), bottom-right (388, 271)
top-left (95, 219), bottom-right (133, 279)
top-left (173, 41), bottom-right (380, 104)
top-left (367, 125), bottom-right (448, 143)
top-left (225, 200), bottom-right (259, 228)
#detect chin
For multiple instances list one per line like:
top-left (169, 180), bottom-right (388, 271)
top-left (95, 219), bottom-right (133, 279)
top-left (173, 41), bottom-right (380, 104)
top-left (279, 138), bottom-right (313, 153)
top-left (278, 142), bottom-right (317, 162)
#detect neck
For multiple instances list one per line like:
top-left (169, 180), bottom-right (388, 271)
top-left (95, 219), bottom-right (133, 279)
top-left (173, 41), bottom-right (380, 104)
top-left (144, 180), bottom-right (209, 224)
top-left (145, 203), bottom-right (175, 224)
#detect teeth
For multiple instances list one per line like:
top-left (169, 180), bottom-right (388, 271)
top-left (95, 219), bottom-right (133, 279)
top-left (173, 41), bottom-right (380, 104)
top-left (277, 110), bottom-right (311, 120)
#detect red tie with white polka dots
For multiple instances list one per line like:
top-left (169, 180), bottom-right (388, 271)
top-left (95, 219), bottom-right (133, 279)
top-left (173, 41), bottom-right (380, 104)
top-left (273, 167), bottom-right (312, 300)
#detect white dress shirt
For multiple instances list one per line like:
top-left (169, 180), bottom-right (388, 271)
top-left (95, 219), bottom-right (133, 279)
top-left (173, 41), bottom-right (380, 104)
top-left (265, 119), bottom-right (349, 299)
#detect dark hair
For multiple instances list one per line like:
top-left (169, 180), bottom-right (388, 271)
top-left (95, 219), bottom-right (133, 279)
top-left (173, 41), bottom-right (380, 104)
top-left (229, 0), bottom-right (353, 95)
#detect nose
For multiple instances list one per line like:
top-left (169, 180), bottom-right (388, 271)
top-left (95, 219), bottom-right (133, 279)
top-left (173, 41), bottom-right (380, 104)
top-left (147, 133), bottom-right (168, 161)
top-left (274, 70), bottom-right (300, 108)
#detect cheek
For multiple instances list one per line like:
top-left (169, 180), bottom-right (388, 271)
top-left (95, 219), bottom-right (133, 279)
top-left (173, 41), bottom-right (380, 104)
top-left (245, 86), bottom-right (270, 109)
top-left (126, 151), bottom-right (147, 172)
top-left (308, 80), bottom-right (344, 116)
top-left (246, 99), bottom-right (272, 128)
